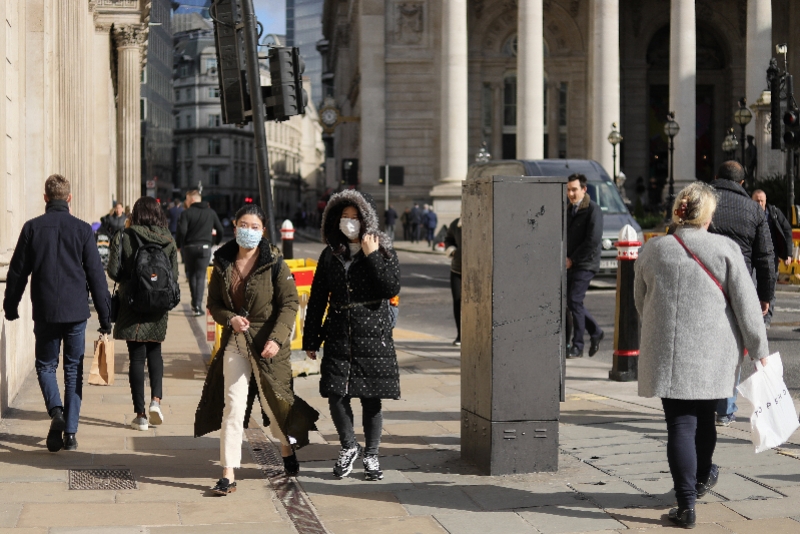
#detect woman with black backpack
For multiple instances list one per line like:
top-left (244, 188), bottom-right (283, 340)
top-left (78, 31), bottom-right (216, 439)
top-left (108, 197), bottom-right (179, 432)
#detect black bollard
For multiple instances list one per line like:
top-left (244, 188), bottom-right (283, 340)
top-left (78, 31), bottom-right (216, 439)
top-left (281, 219), bottom-right (294, 260)
top-left (609, 225), bottom-right (641, 382)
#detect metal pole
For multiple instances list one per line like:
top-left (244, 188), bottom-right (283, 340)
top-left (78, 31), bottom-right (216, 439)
top-left (668, 137), bottom-right (675, 209)
top-left (612, 145), bottom-right (617, 186)
top-left (741, 123), bottom-right (748, 186)
top-left (789, 149), bottom-right (796, 217)
top-left (241, 0), bottom-right (278, 244)
top-left (384, 164), bottom-right (389, 222)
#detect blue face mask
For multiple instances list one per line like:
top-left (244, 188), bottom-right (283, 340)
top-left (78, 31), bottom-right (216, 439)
top-left (236, 227), bottom-right (262, 249)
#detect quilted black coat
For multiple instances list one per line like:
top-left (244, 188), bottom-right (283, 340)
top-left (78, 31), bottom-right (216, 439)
top-left (303, 190), bottom-right (401, 399)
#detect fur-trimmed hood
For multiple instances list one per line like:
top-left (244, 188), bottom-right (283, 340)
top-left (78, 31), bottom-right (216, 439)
top-left (212, 237), bottom-right (281, 273)
top-left (320, 189), bottom-right (393, 253)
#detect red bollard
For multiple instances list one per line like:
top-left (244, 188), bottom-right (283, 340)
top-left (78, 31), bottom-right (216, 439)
top-left (609, 225), bottom-right (641, 382)
top-left (281, 219), bottom-right (294, 260)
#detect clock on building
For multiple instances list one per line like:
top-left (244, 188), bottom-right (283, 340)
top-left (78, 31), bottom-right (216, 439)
top-left (321, 107), bottom-right (339, 128)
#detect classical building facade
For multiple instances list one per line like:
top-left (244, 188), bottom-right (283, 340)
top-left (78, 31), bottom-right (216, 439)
top-left (172, 19), bottom-right (326, 220)
top-left (287, 0), bottom-right (326, 106)
top-left (320, 0), bottom-right (800, 225)
top-left (0, 0), bottom-right (147, 417)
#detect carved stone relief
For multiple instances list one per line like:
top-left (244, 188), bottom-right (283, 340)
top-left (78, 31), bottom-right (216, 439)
top-left (113, 24), bottom-right (148, 48)
top-left (392, 2), bottom-right (424, 45)
top-left (95, 0), bottom-right (139, 8)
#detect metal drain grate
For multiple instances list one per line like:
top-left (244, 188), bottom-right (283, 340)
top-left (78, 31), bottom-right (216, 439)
top-left (69, 468), bottom-right (137, 490)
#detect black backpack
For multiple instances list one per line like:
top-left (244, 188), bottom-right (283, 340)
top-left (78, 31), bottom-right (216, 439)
top-left (127, 232), bottom-right (180, 314)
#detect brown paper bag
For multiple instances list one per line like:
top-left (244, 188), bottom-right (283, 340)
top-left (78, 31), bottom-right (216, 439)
top-left (88, 334), bottom-right (115, 386)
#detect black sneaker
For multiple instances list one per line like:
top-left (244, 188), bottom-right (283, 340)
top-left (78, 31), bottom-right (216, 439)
top-left (696, 464), bottom-right (719, 498)
top-left (283, 453), bottom-right (300, 477)
top-left (668, 507), bottom-right (696, 528)
top-left (333, 445), bottom-right (361, 478)
top-left (46, 407), bottom-right (66, 452)
top-left (566, 346), bottom-right (583, 359)
top-left (63, 433), bottom-right (78, 451)
top-left (453, 338), bottom-right (461, 346)
top-left (363, 454), bottom-right (384, 481)
top-left (211, 478), bottom-right (237, 495)
top-left (589, 331), bottom-right (605, 357)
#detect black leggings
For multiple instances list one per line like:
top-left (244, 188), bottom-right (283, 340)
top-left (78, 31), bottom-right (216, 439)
top-left (328, 395), bottom-right (383, 456)
top-left (127, 341), bottom-right (163, 414)
top-left (661, 398), bottom-right (719, 509)
top-left (451, 271), bottom-right (461, 339)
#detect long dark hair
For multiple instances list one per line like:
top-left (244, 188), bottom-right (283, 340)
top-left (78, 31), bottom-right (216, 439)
top-left (131, 197), bottom-right (167, 228)
top-left (324, 200), bottom-right (365, 259)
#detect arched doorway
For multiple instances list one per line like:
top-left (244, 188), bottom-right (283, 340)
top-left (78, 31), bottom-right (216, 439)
top-left (646, 24), bottom-right (729, 183)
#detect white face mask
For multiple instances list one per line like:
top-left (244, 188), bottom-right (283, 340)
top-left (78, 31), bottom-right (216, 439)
top-left (339, 218), bottom-right (360, 239)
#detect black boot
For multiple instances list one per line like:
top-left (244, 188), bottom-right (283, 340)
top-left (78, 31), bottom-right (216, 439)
top-left (283, 453), bottom-right (300, 477)
top-left (696, 464), bottom-right (719, 498)
top-left (46, 407), bottom-right (65, 453)
top-left (668, 507), bottom-right (696, 529)
top-left (63, 433), bottom-right (78, 451)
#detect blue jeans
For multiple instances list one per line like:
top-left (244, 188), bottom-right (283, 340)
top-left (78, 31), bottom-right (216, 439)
top-left (34, 321), bottom-right (87, 433)
top-left (716, 365), bottom-right (742, 418)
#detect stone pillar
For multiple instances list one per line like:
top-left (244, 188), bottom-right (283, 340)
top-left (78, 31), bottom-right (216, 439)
top-left (114, 24), bottom-right (146, 211)
top-left (358, 0), bottom-right (385, 190)
top-left (94, 23), bottom-right (115, 218)
top-left (746, 0), bottom-right (771, 138)
top-left (669, 0), bottom-right (696, 186)
top-left (588, 0), bottom-right (620, 175)
top-left (431, 0), bottom-right (468, 225)
top-left (516, 0), bottom-right (544, 159)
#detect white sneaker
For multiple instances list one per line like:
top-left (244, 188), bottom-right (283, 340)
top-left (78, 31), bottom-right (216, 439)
top-left (131, 415), bottom-right (148, 431)
top-left (148, 400), bottom-right (164, 425)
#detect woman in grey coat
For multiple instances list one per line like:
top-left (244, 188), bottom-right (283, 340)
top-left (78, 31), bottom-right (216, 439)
top-left (635, 182), bottom-right (769, 528)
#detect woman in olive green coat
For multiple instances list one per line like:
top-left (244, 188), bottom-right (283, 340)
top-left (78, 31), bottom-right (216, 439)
top-left (108, 197), bottom-right (179, 432)
top-left (195, 204), bottom-right (318, 495)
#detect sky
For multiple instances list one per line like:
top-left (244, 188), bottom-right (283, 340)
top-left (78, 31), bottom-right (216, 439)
top-left (174, 0), bottom-right (286, 36)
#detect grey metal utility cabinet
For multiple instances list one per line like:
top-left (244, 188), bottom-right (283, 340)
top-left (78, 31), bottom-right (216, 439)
top-left (461, 175), bottom-right (567, 475)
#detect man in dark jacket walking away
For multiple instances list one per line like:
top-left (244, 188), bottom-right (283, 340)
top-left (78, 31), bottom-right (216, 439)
top-left (409, 204), bottom-right (421, 243)
top-left (177, 190), bottom-right (224, 316)
top-left (752, 189), bottom-right (792, 328)
top-left (566, 173), bottom-right (604, 359)
top-left (710, 161), bottom-right (775, 426)
top-left (385, 205), bottom-right (398, 240)
top-left (3, 174), bottom-right (112, 453)
top-left (167, 199), bottom-right (184, 240)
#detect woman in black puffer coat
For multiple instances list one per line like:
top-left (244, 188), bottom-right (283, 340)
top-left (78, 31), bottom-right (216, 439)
top-left (303, 190), bottom-right (400, 482)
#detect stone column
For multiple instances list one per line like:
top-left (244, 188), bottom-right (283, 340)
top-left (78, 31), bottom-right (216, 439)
top-left (114, 24), bottom-right (146, 211)
top-left (588, 0), bottom-right (620, 176)
top-left (94, 22), bottom-right (115, 218)
top-left (669, 0), bottom-right (696, 186)
top-left (746, 0), bottom-right (771, 138)
top-left (431, 0), bottom-right (468, 225)
top-left (516, 0), bottom-right (544, 159)
top-left (358, 0), bottom-right (385, 190)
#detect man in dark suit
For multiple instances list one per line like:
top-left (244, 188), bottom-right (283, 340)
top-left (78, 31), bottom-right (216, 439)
top-left (566, 173), bottom-right (604, 359)
top-left (3, 174), bottom-right (112, 453)
top-left (752, 189), bottom-right (793, 328)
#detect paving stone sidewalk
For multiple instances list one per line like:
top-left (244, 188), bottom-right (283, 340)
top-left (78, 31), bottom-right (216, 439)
top-left (2, 306), bottom-right (800, 533)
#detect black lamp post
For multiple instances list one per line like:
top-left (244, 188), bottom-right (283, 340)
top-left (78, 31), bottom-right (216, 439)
top-left (733, 97), bottom-right (753, 185)
top-left (664, 111), bottom-right (680, 217)
top-left (608, 122), bottom-right (623, 188)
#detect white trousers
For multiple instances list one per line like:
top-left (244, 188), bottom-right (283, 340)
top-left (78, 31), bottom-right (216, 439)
top-left (220, 337), bottom-right (288, 468)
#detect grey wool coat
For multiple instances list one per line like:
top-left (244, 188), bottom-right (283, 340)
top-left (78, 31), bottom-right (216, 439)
top-left (634, 227), bottom-right (769, 400)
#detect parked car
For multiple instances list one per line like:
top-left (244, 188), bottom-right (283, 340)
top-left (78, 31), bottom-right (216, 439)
top-left (466, 159), bottom-right (643, 276)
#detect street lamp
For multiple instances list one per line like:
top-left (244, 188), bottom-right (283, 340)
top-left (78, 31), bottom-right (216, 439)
top-left (721, 127), bottom-right (739, 161)
top-left (664, 112), bottom-right (680, 217)
top-left (475, 142), bottom-right (491, 163)
top-left (607, 122), bottom-right (623, 188)
top-left (733, 97), bottom-right (753, 184)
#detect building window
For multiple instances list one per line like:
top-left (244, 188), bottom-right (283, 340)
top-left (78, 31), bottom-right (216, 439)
top-left (186, 114), bottom-right (193, 128)
top-left (208, 138), bottom-right (221, 155)
top-left (140, 97), bottom-right (147, 121)
top-left (175, 115), bottom-right (181, 129)
top-left (209, 87), bottom-right (220, 98)
top-left (206, 58), bottom-right (218, 72)
top-left (185, 88), bottom-right (191, 100)
top-left (174, 89), bottom-right (180, 102)
top-left (185, 139), bottom-right (193, 158)
top-left (503, 74), bottom-right (516, 127)
top-left (180, 64), bottom-right (188, 77)
top-left (208, 166), bottom-right (220, 185)
top-left (208, 114), bottom-right (221, 127)
top-left (558, 82), bottom-right (568, 159)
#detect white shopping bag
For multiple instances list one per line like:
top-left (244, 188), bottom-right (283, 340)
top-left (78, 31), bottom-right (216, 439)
top-left (736, 353), bottom-right (799, 453)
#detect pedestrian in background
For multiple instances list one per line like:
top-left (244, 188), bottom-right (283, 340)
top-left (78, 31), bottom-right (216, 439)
top-left (197, 204), bottom-right (318, 494)
top-left (3, 174), bottom-right (112, 453)
top-left (709, 161), bottom-right (774, 426)
top-left (445, 215), bottom-right (462, 346)
top-left (167, 199), bottom-right (184, 241)
top-left (401, 207), bottom-right (411, 241)
top-left (423, 205), bottom-right (438, 248)
top-left (101, 202), bottom-right (127, 238)
top-left (108, 197), bottom-right (178, 432)
top-left (565, 173), bottom-right (604, 359)
top-left (177, 190), bottom-right (224, 316)
top-left (752, 189), bottom-right (793, 329)
top-left (303, 190), bottom-right (401, 482)
top-left (385, 204), bottom-right (398, 240)
top-left (409, 204), bottom-right (421, 243)
top-left (635, 182), bottom-right (769, 528)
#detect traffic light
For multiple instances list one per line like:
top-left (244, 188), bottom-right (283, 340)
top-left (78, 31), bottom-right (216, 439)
top-left (264, 46), bottom-right (307, 121)
top-left (784, 109), bottom-right (800, 148)
top-left (244, 196), bottom-right (254, 204)
top-left (210, 0), bottom-right (250, 124)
